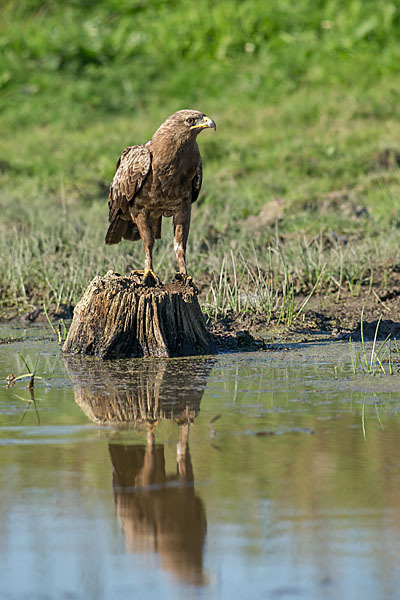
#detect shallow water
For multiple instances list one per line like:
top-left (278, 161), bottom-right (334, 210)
top-left (1, 325), bottom-right (400, 599)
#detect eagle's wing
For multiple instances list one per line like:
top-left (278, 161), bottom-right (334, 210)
top-left (191, 159), bottom-right (203, 204)
top-left (108, 145), bottom-right (152, 221)
top-left (106, 145), bottom-right (152, 244)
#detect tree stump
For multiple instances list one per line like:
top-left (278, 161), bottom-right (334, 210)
top-left (62, 271), bottom-right (217, 358)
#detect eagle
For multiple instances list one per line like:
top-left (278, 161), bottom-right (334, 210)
top-left (105, 109), bottom-right (216, 281)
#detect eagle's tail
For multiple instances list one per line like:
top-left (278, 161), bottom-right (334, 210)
top-left (105, 217), bottom-right (127, 244)
top-left (123, 222), bottom-right (141, 241)
top-left (153, 216), bottom-right (162, 240)
top-left (105, 218), bottom-right (141, 244)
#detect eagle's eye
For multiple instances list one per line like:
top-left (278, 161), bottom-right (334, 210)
top-left (186, 117), bottom-right (195, 125)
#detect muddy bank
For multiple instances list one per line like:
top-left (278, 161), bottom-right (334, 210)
top-left (208, 282), bottom-right (400, 349)
top-left (2, 279), bottom-right (400, 349)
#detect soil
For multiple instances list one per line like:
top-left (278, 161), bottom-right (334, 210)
top-left (208, 288), bottom-right (400, 351)
top-left (3, 271), bottom-right (400, 352)
top-left (208, 270), bottom-right (400, 350)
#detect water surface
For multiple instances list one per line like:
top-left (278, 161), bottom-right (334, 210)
top-left (1, 326), bottom-right (400, 599)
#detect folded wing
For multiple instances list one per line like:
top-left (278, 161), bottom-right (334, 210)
top-left (106, 145), bottom-right (152, 244)
top-left (191, 159), bottom-right (203, 204)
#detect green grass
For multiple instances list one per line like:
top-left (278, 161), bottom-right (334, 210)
top-left (349, 311), bottom-right (400, 375)
top-left (1, 0), bottom-right (400, 318)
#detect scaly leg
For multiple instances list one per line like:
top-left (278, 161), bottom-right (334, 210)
top-left (173, 203), bottom-right (191, 277)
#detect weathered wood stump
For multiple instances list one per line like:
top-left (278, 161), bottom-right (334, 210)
top-left (62, 271), bottom-right (217, 358)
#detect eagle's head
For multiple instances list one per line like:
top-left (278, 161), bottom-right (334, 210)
top-left (154, 110), bottom-right (216, 144)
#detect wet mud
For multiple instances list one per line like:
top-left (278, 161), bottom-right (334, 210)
top-left (3, 267), bottom-right (400, 353)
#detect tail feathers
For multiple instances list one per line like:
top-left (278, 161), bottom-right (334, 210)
top-left (123, 222), bottom-right (140, 241)
top-left (106, 216), bottom-right (161, 244)
top-left (106, 218), bottom-right (141, 244)
top-left (153, 216), bottom-right (162, 240)
top-left (105, 217), bottom-right (127, 245)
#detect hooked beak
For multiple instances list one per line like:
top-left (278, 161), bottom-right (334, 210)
top-left (191, 115), bottom-right (216, 131)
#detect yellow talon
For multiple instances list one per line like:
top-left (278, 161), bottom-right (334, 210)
top-left (143, 268), bottom-right (157, 279)
top-left (143, 268), bottom-right (162, 286)
top-left (130, 269), bottom-right (161, 286)
top-left (130, 269), bottom-right (157, 279)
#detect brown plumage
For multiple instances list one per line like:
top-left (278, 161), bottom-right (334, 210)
top-left (106, 109), bottom-right (216, 278)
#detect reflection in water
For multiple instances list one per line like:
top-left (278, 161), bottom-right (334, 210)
top-left (110, 427), bottom-right (206, 586)
top-left (5, 339), bottom-right (400, 598)
top-left (65, 357), bottom-right (214, 587)
top-left (65, 356), bottom-right (214, 425)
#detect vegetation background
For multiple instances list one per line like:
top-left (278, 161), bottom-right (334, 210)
top-left (1, 0), bottom-right (400, 320)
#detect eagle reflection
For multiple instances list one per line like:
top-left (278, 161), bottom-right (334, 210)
top-left (65, 357), bottom-right (214, 587)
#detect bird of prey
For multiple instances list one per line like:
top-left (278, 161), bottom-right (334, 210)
top-left (105, 109), bottom-right (216, 281)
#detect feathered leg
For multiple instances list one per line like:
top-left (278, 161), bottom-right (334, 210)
top-left (133, 210), bottom-right (158, 281)
top-left (173, 203), bottom-right (191, 276)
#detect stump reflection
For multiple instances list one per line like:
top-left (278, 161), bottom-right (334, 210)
top-left (66, 357), bottom-right (214, 586)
